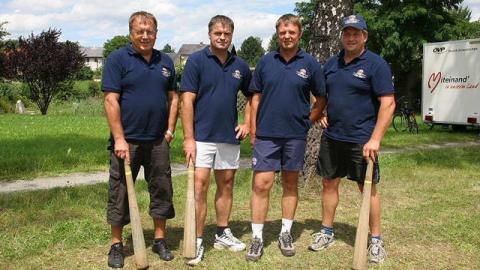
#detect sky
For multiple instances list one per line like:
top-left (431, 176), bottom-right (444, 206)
top-left (1, 0), bottom-right (479, 51)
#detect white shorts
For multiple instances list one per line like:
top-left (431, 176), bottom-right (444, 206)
top-left (195, 141), bottom-right (240, 169)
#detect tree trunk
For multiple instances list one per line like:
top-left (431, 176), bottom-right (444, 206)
top-left (303, 0), bottom-right (354, 184)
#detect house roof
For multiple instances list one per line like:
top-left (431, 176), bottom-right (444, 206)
top-left (81, 47), bottom-right (103, 58)
top-left (165, 52), bottom-right (179, 64)
top-left (177, 43), bottom-right (208, 55)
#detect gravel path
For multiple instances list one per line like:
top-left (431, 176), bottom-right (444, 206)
top-left (1, 141), bottom-right (478, 193)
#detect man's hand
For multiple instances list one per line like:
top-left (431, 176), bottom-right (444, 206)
top-left (183, 138), bottom-right (196, 164)
top-left (250, 133), bottom-right (256, 146)
top-left (235, 123), bottom-right (249, 140)
top-left (114, 138), bottom-right (130, 162)
top-left (320, 115), bottom-right (329, 129)
top-left (164, 130), bottom-right (174, 144)
top-left (363, 139), bottom-right (380, 161)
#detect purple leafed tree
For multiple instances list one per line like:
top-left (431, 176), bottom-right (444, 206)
top-left (4, 29), bottom-right (84, 114)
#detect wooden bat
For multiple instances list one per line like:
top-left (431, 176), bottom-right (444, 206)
top-left (352, 158), bottom-right (374, 270)
top-left (124, 160), bottom-right (149, 269)
top-left (183, 159), bottom-right (196, 259)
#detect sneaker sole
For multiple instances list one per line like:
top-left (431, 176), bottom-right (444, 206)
top-left (185, 258), bottom-right (202, 266)
top-left (245, 253), bottom-right (263, 262)
top-left (308, 240), bottom-right (335, 251)
top-left (213, 242), bottom-right (246, 252)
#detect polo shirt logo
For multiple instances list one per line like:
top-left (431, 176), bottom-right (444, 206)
top-left (296, 68), bottom-right (310, 79)
top-left (232, 70), bottom-right (242, 80)
top-left (353, 69), bottom-right (366, 79)
top-left (162, 67), bottom-right (171, 78)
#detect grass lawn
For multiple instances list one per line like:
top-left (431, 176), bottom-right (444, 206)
top-left (1, 147), bottom-right (479, 269)
top-left (0, 102), bottom-right (252, 181)
top-left (1, 104), bottom-right (478, 181)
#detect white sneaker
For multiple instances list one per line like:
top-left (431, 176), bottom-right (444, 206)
top-left (186, 240), bottom-right (204, 266)
top-left (213, 228), bottom-right (246, 252)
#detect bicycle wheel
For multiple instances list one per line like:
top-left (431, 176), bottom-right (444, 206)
top-left (393, 114), bottom-right (408, 132)
top-left (409, 115), bottom-right (419, 133)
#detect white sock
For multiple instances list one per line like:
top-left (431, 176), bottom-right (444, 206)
top-left (280, 218), bottom-right (293, 234)
top-left (251, 223), bottom-right (264, 241)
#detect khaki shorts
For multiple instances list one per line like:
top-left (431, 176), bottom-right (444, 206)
top-left (195, 141), bottom-right (240, 169)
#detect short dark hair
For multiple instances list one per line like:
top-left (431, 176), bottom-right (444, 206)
top-left (129, 11), bottom-right (157, 33)
top-left (208, 15), bottom-right (234, 33)
top-left (276, 14), bottom-right (302, 32)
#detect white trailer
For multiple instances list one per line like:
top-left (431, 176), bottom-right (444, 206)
top-left (422, 39), bottom-right (480, 129)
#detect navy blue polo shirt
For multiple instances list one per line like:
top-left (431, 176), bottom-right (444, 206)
top-left (323, 49), bottom-right (394, 144)
top-left (102, 44), bottom-right (176, 141)
top-left (179, 46), bottom-right (252, 144)
top-left (249, 49), bottom-right (326, 139)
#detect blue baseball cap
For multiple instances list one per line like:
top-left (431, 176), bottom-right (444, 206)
top-left (341, 14), bottom-right (367, 31)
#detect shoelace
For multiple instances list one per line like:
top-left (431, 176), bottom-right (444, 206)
top-left (312, 232), bottom-right (330, 244)
top-left (281, 233), bottom-right (293, 248)
top-left (249, 239), bottom-right (262, 254)
top-left (369, 242), bottom-right (383, 256)
top-left (223, 231), bottom-right (241, 244)
top-left (111, 247), bottom-right (122, 259)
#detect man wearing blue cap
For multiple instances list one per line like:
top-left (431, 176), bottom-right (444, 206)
top-left (309, 14), bottom-right (395, 264)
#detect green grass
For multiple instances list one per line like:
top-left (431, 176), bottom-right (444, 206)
top-left (0, 107), bottom-right (252, 181)
top-left (382, 116), bottom-right (479, 148)
top-left (1, 147), bottom-right (479, 269)
top-left (1, 104), bottom-right (477, 180)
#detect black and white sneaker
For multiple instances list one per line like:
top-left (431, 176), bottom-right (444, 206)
top-left (186, 240), bottom-right (204, 266)
top-left (245, 237), bottom-right (264, 262)
top-left (213, 228), bottom-right (246, 252)
top-left (308, 229), bottom-right (335, 251)
top-left (368, 238), bottom-right (386, 263)
top-left (278, 231), bottom-right (295, 256)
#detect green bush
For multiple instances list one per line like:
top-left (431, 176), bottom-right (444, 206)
top-left (0, 81), bottom-right (33, 113)
top-left (75, 67), bottom-right (94, 80)
top-left (88, 81), bottom-right (101, 97)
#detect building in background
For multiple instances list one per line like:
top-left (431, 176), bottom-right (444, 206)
top-left (81, 47), bottom-right (103, 70)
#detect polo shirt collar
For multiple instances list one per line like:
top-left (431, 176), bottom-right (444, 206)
top-left (338, 49), bottom-right (368, 65)
top-left (204, 46), bottom-right (235, 65)
top-left (126, 42), bottom-right (161, 61)
top-left (273, 48), bottom-right (305, 61)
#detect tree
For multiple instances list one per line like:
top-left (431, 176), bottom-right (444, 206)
top-left (3, 29), bottom-right (84, 114)
top-left (237, 36), bottom-right (265, 67)
top-left (295, 0), bottom-right (320, 49)
top-left (103, 35), bottom-right (129, 58)
top-left (267, 33), bottom-right (279, 52)
top-left (161, 43), bottom-right (175, 53)
top-left (303, 0), bottom-right (354, 183)
top-left (0, 22), bottom-right (9, 78)
top-left (354, 0), bottom-right (470, 102)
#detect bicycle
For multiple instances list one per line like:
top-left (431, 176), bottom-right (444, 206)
top-left (392, 97), bottom-right (419, 133)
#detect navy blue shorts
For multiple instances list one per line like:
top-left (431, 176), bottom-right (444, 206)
top-left (252, 136), bottom-right (306, 171)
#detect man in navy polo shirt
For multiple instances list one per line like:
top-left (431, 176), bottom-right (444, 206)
top-left (245, 14), bottom-right (326, 262)
top-left (102, 11), bottom-right (178, 268)
top-left (180, 15), bottom-right (252, 266)
top-left (309, 14), bottom-right (395, 264)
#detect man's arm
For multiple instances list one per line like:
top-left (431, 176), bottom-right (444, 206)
top-left (309, 95), bottom-right (327, 123)
top-left (363, 94), bottom-right (395, 160)
top-left (181, 92), bottom-right (197, 163)
top-left (250, 93), bottom-right (261, 145)
top-left (104, 91), bottom-right (129, 161)
top-left (165, 90), bottom-right (179, 143)
top-left (235, 96), bottom-right (252, 140)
